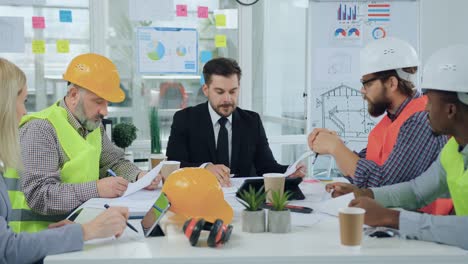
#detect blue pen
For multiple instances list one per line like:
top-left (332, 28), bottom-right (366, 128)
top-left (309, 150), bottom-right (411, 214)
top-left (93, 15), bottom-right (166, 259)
top-left (107, 169), bottom-right (117, 177)
top-left (104, 204), bottom-right (138, 233)
top-left (312, 153), bottom-right (319, 165)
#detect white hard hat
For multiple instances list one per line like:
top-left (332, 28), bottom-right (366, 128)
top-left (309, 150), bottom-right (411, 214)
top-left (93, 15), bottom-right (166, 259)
top-left (421, 45), bottom-right (468, 105)
top-left (360, 37), bottom-right (419, 81)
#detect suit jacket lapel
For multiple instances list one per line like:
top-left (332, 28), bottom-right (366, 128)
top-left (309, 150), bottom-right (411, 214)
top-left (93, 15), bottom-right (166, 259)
top-left (202, 102), bottom-right (217, 162)
top-left (230, 109), bottom-right (241, 172)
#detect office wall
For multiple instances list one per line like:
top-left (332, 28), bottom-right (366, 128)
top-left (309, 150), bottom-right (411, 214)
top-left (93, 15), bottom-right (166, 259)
top-left (420, 0), bottom-right (467, 65)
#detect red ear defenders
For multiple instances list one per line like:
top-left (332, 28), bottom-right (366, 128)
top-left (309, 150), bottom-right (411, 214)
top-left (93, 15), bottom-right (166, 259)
top-left (182, 218), bottom-right (233, 248)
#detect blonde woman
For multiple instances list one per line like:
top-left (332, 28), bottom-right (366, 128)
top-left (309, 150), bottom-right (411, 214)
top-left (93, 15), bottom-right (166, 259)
top-left (0, 58), bottom-right (129, 263)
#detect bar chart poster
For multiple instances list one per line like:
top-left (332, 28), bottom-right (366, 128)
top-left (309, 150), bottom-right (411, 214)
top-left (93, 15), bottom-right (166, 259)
top-left (137, 27), bottom-right (198, 74)
top-left (308, 0), bottom-right (418, 150)
top-left (367, 2), bottom-right (391, 23)
top-left (337, 3), bottom-right (357, 22)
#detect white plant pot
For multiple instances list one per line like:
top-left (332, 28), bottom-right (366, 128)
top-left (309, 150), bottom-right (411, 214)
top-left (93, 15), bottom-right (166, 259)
top-left (241, 209), bottom-right (266, 233)
top-left (268, 209), bottom-right (291, 233)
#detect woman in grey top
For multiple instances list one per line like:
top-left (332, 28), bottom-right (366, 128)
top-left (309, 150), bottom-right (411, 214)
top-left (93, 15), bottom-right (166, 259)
top-left (0, 58), bottom-right (129, 263)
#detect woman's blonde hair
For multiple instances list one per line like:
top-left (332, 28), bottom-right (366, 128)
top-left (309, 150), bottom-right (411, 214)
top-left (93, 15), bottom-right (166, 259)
top-left (0, 58), bottom-right (25, 172)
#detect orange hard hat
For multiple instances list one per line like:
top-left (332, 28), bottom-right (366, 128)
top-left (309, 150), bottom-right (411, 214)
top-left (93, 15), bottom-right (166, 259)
top-left (63, 53), bottom-right (125, 103)
top-left (162, 168), bottom-right (234, 224)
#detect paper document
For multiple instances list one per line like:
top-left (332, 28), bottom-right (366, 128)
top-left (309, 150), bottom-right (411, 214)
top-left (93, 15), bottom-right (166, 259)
top-left (69, 189), bottom-right (160, 218)
top-left (73, 208), bottom-right (104, 224)
top-left (317, 192), bottom-right (354, 216)
top-left (284, 151), bottom-right (316, 176)
top-left (123, 162), bottom-right (163, 197)
top-left (291, 212), bottom-right (326, 227)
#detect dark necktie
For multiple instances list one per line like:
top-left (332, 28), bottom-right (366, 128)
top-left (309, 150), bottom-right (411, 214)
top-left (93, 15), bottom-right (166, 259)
top-left (216, 117), bottom-right (229, 167)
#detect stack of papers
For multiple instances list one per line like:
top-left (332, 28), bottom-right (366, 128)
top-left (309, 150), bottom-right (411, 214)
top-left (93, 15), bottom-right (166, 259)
top-left (317, 192), bottom-right (355, 216)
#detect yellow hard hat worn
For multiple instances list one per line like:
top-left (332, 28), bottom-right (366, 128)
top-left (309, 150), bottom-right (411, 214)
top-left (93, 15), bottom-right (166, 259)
top-left (63, 53), bottom-right (125, 103)
top-left (162, 168), bottom-right (234, 224)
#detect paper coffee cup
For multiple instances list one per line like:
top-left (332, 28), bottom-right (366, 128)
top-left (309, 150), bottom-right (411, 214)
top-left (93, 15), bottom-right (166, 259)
top-left (150, 153), bottom-right (166, 169)
top-left (338, 207), bottom-right (365, 248)
top-left (263, 173), bottom-right (286, 203)
top-left (161, 161), bottom-right (180, 183)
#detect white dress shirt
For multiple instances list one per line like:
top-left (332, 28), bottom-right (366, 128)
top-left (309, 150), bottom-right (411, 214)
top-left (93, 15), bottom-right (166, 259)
top-left (208, 102), bottom-right (233, 163)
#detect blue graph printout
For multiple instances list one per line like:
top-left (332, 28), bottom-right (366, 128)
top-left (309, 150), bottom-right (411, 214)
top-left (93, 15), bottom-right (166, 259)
top-left (137, 27), bottom-right (198, 74)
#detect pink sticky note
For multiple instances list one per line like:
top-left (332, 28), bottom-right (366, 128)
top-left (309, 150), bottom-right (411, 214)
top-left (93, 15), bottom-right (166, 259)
top-left (176, 4), bottom-right (188, 17)
top-left (198, 6), bottom-right (208, 18)
top-left (32, 16), bottom-right (45, 29)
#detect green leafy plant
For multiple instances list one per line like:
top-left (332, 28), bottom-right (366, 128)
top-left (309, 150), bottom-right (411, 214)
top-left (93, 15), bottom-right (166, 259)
top-left (237, 185), bottom-right (267, 211)
top-left (270, 190), bottom-right (292, 211)
top-left (149, 107), bottom-right (162, 154)
top-left (112, 122), bottom-right (137, 151)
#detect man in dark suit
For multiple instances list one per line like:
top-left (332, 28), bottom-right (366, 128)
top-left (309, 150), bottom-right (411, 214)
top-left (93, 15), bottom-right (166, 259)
top-left (166, 57), bottom-right (305, 186)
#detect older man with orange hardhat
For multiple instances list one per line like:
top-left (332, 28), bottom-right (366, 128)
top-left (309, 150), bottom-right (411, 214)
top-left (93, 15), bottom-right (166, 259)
top-left (5, 53), bottom-right (160, 233)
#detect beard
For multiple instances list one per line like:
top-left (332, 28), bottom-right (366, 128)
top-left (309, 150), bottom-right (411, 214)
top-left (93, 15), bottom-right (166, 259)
top-left (364, 87), bottom-right (391, 117)
top-left (367, 100), bottom-right (390, 117)
top-left (211, 101), bottom-right (236, 117)
top-left (74, 99), bottom-right (103, 131)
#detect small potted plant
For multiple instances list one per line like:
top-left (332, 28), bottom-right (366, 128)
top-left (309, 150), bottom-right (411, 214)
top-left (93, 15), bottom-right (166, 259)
top-left (237, 185), bottom-right (267, 233)
top-left (112, 122), bottom-right (137, 161)
top-left (268, 190), bottom-right (292, 233)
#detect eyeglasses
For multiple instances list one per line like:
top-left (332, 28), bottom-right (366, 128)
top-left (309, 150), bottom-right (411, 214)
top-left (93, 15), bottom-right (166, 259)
top-left (360, 76), bottom-right (382, 89)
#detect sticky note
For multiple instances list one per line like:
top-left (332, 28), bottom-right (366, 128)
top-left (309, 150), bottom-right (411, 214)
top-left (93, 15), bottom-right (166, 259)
top-left (59, 10), bottom-right (72, 22)
top-left (200, 74), bottom-right (205, 85)
top-left (56, 39), bottom-right (69, 53)
top-left (32, 40), bottom-right (45, 54)
top-left (198, 6), bottom-right (208, 18)
top-left (215, 14), bottom-right (226, 27)
top-left (200, 50), bottom-right (212, 63)
top-left (176, 5), bottom-right (187, 17)
top-left (32, 16), bottom-right (45, 29)
top-left (215, 35), bottom-right (227, 48)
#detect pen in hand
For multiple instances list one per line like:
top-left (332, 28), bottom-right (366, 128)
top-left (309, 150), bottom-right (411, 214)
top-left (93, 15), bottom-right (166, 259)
top-left (107, 169), bottom-right (117, 177)
top-left (104, 204), bottom-right (138, 233)
top-left (311, 153), bottom-right (319, 165)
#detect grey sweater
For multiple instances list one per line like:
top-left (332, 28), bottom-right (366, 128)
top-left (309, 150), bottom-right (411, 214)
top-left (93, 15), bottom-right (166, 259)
top-left (372, 144), bottom-right (468, 250)
top-left (0, 172), bottom-right (83, 263)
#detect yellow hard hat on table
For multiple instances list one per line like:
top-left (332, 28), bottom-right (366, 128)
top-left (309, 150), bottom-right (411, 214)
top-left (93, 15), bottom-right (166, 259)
top-left (63, 53), bottom-right (125, 103)
top-left (162, 168), bottom-right (234, 224)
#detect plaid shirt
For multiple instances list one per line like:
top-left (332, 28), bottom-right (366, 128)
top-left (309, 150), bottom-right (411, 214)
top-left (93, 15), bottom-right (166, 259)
top-left (19, 99), bottom-right (141, 215)
top-left (353, 92), bottom-right (448, 188)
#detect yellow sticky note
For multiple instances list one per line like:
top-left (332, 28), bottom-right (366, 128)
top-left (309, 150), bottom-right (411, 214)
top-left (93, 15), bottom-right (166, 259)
top-left (32, 40), bottom-right (45, 54)
top-left (215, 14), bottom-right (226, 27)
top-left (215, 35), bottom-right (227, 48)
top-left (56, 39), bottom-right (70, 53)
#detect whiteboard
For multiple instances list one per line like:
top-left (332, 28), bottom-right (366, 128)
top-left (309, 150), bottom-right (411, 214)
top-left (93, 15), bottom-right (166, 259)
top-left (307, 0), bottom-right (419, 151)
top-left (136, 27), bottom-right (198, 74)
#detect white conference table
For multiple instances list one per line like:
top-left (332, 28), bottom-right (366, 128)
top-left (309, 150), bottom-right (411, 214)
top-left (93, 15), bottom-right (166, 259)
top-left (45, 180), bottom-right (468, 264)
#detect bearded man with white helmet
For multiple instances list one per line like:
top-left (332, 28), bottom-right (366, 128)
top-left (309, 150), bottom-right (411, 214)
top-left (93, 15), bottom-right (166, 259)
top-left (326, 45), bottom-right (468, 250)
top-left (308, 38), bottom-right (447, 188)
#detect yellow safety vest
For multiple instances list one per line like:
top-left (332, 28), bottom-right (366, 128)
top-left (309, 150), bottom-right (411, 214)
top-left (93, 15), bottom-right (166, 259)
top-left (441, 137), bottom-right (468, 216)
top-left (4, 102), bottom-right (102, 233)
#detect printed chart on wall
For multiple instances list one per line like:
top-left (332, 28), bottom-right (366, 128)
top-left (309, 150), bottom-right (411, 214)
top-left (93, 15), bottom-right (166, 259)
top-left (137, 27), bottom-right (198, 74)
top-left (308, 1), bottom-right (418, 151)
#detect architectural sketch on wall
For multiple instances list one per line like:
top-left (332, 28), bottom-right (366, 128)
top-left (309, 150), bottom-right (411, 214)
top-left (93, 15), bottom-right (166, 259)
top-left (315, 84), bottom-right (376, 144)
top-left (327, 52), bottom-right (351, 75)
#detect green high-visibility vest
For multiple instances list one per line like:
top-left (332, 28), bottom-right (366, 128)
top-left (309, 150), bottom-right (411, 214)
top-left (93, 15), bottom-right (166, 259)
top-left (4, 102), bottom-right (102, 233)
top-left (441, 137), bottom-right (468, 216)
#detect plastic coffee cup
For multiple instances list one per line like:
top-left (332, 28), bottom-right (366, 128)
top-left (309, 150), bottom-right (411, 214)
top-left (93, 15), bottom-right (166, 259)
top-left (338, 207), bottom-right (366, 249)
top-left (161, 161), bottom-right (180, 183)
top-left (263, 173), bottom-right (286, 203)
top-left (150, 154), bottom-right (166, 169)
